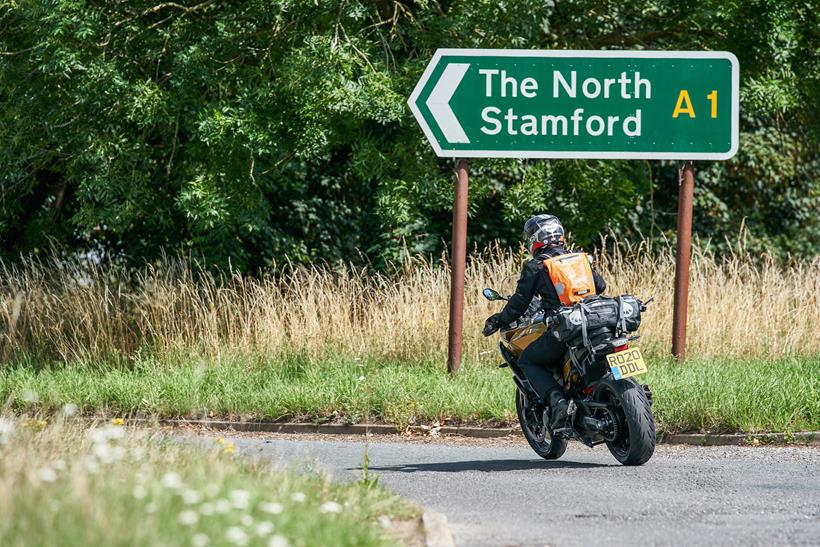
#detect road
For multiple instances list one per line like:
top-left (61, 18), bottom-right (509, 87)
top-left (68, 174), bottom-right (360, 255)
top-left (224, 434), bottom-right (820, 546)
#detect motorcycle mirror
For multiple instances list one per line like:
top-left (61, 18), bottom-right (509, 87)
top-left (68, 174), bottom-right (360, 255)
top-left (482, 288), bottom-right (503, 301)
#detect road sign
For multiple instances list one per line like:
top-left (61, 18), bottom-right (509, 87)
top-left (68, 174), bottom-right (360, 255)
top-left (408, 49), bottom-right (739, 160)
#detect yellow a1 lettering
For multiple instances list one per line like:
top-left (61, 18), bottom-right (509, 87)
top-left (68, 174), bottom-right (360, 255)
top-left (707, 90), bottom-right (718, 118)
top-left (672, 90), bottom-right (696, 118)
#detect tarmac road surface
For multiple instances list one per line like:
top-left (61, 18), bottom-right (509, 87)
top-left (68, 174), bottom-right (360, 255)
top-left (222, 434), bottom-right (820, 546)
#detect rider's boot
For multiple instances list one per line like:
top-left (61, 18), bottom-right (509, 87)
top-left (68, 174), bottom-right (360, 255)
top-left (547, 388), bottom-right (569, 430)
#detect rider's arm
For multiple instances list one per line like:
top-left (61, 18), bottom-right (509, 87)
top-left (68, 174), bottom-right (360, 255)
top-left (498, 261), bottom-right (540, 325)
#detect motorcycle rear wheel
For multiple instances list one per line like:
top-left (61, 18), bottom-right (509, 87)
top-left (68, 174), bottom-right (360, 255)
top-left (595, 378), bottom-right (655, 466)
top-left (515, 389), bottom-right (567, 460)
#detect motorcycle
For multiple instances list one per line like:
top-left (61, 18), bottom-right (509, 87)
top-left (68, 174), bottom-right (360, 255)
top-left (482, 288), bottom-right (656, 466)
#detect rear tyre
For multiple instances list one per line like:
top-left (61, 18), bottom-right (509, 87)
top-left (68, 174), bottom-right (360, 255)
top-left (595, 378), bottom-right (655, 466)
top-left (516, 389), bottom-right (567, 460)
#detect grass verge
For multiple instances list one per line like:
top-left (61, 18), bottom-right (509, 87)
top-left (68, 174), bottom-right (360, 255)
top-left (2, 352), bottom-right (818, 434)
top-left (0, 418), bottom-right (417, 547)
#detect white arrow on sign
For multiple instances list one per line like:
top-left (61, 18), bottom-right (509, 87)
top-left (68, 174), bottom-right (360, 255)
top-left (424, 63), bottom-right (470, 144)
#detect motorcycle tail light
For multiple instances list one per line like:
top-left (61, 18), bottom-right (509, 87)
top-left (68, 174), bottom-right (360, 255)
top-left (583, 386), bottom-right (594, 396)
top-left (613, 344), bottom-right (628, 352)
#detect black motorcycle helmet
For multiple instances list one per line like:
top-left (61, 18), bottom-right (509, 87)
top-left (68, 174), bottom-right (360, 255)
top-left (523, 214), bottom-right (565, 255)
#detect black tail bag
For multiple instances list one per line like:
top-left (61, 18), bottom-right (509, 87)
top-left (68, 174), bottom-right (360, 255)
top-left (548, 295), bottom-right (641, 345)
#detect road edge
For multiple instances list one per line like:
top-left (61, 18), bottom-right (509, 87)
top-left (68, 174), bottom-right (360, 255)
top-left (661, 431), bottom-right (819, 446)
top-left (107, 418), bottom-right (820, 446)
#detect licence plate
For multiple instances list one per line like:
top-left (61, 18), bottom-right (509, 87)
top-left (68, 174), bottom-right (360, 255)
top-left (607, 347), bottom-right (647, 380)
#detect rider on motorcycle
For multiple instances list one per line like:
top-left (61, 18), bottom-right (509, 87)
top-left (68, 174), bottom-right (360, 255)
top-left (482, 214), bottom-right (607, 429)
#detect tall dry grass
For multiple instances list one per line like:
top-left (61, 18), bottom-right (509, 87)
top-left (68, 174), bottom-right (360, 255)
top-left (1, 242), bottom-right (818, 366)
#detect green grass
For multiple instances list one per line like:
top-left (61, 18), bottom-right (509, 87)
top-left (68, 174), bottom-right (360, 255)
top-left (645, 357), bottom-right (820, 434)
top-left (1, 351), bottom-right (818, 434)
top-left (0, 420), bottom-right (417, 547)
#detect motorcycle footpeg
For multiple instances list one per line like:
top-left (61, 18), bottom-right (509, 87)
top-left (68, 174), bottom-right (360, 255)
top-left (498, 362), bottom-right (508, 368)
top-left (566, 399), bottom-right (577, 423)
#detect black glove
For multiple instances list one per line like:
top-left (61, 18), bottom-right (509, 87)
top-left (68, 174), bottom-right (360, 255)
top-left (483, 313), bottom-right (503, 337)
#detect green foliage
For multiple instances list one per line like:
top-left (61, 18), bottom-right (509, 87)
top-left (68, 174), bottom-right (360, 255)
top-left (1, 0), bottom-right (817, 269)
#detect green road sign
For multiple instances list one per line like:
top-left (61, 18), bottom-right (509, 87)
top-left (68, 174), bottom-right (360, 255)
top-left (408, 49), bottom-right (739, 160)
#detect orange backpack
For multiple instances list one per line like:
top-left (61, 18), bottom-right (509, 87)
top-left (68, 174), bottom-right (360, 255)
top-left (543, 252), bottom-right (596, 306)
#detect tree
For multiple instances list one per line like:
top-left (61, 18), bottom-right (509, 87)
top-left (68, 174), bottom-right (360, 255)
top-left (1, 0), bottom-right (817, 270)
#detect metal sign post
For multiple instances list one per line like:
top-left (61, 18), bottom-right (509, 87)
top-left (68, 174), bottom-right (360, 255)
top-left (672, 161), bottom-right (695, 360)
top-left (407, 49), bottom-right (739, 369)
top-left (447, 160), bottom-right (469, 373)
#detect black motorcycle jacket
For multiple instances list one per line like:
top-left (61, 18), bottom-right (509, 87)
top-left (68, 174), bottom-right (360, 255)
top-left (498, 244), bottom-right (607, 325)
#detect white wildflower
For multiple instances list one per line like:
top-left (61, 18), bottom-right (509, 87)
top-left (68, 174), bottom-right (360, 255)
top-left (132, 485), bottom-right (148, 499)
top-left (0, 418), bottom-right (15, 445)
top-left (215, 499), bottom-right (231, 513)
top-left (130, 446), bottom-right (146, 461)
top-left (177, 510), bottom-right (199, 526)
top-left (90, 425), bottom-right (125, 445)
top-left (93, 443), bottom-right (114, 465)
top-left (145, 502), bottom-right (157, 514)
top-left (89, 429), bottom-right (107, 445)
top-left (204, 483), bottom-right (220, 498)
top-left (258, 502), bottom-right (284, 515)
top-left (268, 535), bottom-right (290, 547)
top-left (192, 533), bottom-right (210, 547)
top-left (84, 457), bottom-right (100, 474)
top-left (182, 489), bottom-right (201, 505)
top-left (319, 501), bottom-right (341, 514)
top-left (256, 522), bottom-right (274, 536)
top-left (37, 467), bottom-right (57, 482)
top-left (199, 502), bottom-right (215, 516)
top-left (105, 425), bottom-right (125, 440)
top-left (161, 472), bottom-right (183, 490)
top-left (357, 375), bottom-right (366, 382)
top-left (241, 515), bottom-right (254, 526)
top-left (290, 492), bottom-right (306, 503)
top-left (378, 515), bottom-right (392, 529)
top-left (61, 403), bottom-right (78, 417)
top-left (21, 389), bottom-right (39, 403)
top-left (110, 445), bottom-right (127, 462)
top-left (225, 526), bottom-right (249, 546)
top-left (229, 489), bottom-right (250, 509)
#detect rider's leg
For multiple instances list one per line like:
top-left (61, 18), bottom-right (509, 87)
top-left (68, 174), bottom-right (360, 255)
top-left (518, 333), bottom-right (566, 400)
top-left (518, 333), bottom-right (569, 428)
top-left (546, 388), bottom-right (569, 429)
